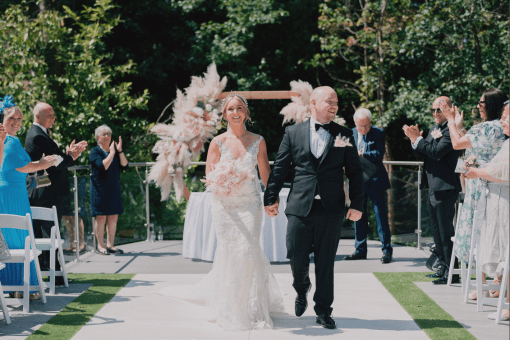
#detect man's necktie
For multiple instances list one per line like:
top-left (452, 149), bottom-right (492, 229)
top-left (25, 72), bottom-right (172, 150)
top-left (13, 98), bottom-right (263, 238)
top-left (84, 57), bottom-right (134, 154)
top-left (315, 123), bottom-right (330, 131)
top-left (358, 134), bottom-right (366, 153)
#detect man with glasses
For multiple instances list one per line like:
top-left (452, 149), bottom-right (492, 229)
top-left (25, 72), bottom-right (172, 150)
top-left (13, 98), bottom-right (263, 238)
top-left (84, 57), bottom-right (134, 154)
top-left (403, 96), bottom-right (463, 284)
top-left (25, 102), bottom-right (87, 286)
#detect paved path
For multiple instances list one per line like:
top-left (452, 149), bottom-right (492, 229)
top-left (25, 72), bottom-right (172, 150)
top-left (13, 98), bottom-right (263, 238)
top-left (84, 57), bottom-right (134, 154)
top-left (71, 273), bottom-right (429, 340)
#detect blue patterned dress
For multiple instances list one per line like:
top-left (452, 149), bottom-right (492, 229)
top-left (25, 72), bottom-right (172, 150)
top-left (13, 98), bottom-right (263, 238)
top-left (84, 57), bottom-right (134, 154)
top-left (453, 120), bottom-right (506, 264)
top-left (0, 135), bottom-right (39, 292)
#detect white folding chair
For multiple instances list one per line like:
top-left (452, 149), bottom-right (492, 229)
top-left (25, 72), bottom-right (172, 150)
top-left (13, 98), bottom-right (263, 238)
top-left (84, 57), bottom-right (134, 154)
top-left (0, 213), bottom-right (47, 313)
top-left (464, 228), bottom-right (500, 310)
top-left (31, 206), bottom-right (69, 294)
top-left (495, 250), bottom-right (509, 324)
top-left (0, 262), bottom-right (11, 324)
top-left (448, 203), bottom-right (467, 290)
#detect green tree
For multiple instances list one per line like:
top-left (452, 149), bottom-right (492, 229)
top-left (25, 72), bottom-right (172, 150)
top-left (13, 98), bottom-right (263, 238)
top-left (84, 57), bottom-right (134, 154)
top-left (0, 0), bottom-right (150, 162)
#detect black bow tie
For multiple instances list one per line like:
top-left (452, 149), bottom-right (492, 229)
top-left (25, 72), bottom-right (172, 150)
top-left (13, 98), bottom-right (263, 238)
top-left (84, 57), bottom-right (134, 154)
top-left (315, 123), bottom-right (330, 132)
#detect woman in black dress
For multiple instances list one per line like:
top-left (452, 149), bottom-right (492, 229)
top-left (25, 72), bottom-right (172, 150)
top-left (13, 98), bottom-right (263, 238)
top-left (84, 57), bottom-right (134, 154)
top-left (90, 125), bottom-right (128, 255)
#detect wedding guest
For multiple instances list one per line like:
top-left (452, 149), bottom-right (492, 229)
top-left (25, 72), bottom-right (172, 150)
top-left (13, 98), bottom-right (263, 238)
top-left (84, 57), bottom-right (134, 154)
top-left (345, 108), bottom-right (392, 263)
top-left (25, 102), bottom-right (87, 286)
top-left (439, 88), bottom-right (507, 290)
top-left (90, 125), bottom-right (128, 255)
top-left (0, 122), bottom-right (11, 263)
top-left (462, 111), bottom-right (509, 319)
top-left (0, 96), bottom-right (57, 298)
top-left (403, 96), bottom-right (463, 284)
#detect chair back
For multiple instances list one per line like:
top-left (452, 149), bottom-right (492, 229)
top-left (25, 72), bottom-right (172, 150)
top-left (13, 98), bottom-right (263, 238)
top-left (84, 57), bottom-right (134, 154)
top-left (0, 262), bottom-right (5, 270)
top-left (0, 213), bottom-right (31, 231)
top-left (30, 206), bottom-right (59, 228)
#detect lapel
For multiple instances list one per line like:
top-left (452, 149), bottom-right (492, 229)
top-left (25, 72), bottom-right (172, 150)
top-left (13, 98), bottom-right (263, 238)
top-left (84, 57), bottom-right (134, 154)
top-left (363, 127), bottom-right (374, 153)
top-left (318, 123), bottom-right (335, 168)
top-left (303, 119), bottom-right (314, 166)
top-left (352, 128), bottom-right (359, 149)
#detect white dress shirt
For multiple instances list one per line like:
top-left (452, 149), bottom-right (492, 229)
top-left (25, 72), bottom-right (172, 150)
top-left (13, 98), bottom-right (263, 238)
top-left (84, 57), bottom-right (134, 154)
top-left (34, 122), bottom-right (48, 135)
top-left (309, 117), bottom-right (329, 158)
top-left (411, 136), bottom-right (423, 149)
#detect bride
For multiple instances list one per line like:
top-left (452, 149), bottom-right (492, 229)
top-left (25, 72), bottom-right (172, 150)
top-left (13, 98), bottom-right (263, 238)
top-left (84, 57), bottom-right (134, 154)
top-left (159, 93), bottom-right (284, 330)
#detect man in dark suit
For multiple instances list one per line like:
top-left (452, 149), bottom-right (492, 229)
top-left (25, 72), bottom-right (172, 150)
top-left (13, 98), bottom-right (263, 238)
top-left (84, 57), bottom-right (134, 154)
top-left (345, 108), bottom-right (392, 263)
top-left (264, 86), bottom-right (364, 329)
top-left (403, 96), bottom-right (462, 284)
top-left (25, 102), bottom-right (87, 285)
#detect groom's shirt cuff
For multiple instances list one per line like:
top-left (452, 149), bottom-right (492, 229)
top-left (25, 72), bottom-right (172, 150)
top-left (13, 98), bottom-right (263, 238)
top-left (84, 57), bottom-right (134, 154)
top-left (411, 136), bottom-right (423, 149)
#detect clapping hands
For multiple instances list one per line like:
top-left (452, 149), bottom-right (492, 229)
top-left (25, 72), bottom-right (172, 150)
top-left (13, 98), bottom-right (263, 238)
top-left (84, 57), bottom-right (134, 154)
top-left (39, 153), bottom-right (58, 170)
top-left (402, 124), bottom-right (423, 143)
top-left (115, 136), bottom-right (123, 152)
top-left (66, 140), bottom-right (88, 160)
top-left (439, 101), bottom-right (460, 123)
top-left (0, 124), bottom-right (6, 144)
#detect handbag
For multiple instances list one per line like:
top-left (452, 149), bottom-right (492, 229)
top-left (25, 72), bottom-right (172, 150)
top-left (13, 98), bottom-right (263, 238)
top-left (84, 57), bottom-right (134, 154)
top-left (26, 171), bottom-right (52, 189)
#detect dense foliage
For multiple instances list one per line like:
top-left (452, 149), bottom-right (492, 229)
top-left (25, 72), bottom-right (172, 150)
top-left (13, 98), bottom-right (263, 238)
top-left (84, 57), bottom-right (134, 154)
top-left (0, 0), bottom-right (508, 237)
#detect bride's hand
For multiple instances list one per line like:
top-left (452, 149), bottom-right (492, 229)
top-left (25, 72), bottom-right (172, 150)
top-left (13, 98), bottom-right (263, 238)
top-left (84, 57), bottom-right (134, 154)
top-left (264, 203), bottom-right (279, 217)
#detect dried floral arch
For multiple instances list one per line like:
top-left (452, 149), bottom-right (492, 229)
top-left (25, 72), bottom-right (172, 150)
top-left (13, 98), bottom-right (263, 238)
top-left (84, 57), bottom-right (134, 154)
top-left (149, 63), bottom-right (340, 201)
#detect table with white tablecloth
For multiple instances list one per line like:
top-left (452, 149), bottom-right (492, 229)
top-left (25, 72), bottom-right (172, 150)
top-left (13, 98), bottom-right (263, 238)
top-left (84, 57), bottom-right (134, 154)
top-left (182, 188), bottom-right (290, 262)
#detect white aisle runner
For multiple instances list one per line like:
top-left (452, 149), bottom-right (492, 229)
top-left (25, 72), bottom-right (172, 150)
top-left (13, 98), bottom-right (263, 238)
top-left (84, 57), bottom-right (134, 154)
top-left (71, 273), bottom-right (429, 340)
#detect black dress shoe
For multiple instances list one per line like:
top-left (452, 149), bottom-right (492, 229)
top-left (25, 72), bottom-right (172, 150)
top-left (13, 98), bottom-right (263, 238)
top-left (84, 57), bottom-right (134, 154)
top-left (344, 252), bottom-right (367, 260)
top-left (295, 284), bottom-right (311, 317)
top-left (316, 314), bottom-right (336, 329)
top-left (381, 252), bottom-right (392, 264)
top-left (426, 266), bottom-right (445, 278)
top-left (433, 274), bottom-right (459, 285)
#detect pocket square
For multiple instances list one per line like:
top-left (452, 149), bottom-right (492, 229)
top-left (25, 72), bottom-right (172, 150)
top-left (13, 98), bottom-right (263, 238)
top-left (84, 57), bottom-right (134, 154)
top-left (334, 135), bottom-right (352, 147)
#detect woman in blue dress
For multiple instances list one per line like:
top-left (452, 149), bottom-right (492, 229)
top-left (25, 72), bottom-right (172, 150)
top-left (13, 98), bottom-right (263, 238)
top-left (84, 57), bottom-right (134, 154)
top-left (0, 96), bottom-right (57, 296)
top-left (90, 125), bottom-right (129, 255)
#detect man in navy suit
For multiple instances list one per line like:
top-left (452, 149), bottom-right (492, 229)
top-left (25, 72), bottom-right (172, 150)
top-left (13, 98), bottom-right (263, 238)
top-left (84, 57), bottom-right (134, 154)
top-left (344, 108), bottom-right (393, 263)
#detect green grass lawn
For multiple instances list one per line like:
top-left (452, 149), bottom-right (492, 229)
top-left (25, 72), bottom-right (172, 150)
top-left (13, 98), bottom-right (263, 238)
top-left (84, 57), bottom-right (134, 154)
top-left (26, 273), bottom-right (134, 340)
top-left (375, 272), bottom-right (476, 340)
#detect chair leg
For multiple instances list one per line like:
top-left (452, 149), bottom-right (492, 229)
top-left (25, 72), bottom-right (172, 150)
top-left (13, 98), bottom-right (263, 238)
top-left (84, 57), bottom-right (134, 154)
top-left (0, 283), bottom-right (11, 324)
top-left (33, 255), bottom-right (47, 304)
top-left (461, 261), bottom-right (467, 292)
top-left (57, 245), bottom-right (69, 288)
top-left (23, 259), bottom-right (30, 313)
top-left (475, 247), bottom-right (484, 312)
top-left (49, 249), bottom-right (56, 295)
top-left (495, 253), bottom-right (509, 324)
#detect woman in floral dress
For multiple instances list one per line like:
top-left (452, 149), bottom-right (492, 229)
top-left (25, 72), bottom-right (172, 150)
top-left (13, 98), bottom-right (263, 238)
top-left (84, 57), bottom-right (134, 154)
top-left (440, 88), bottom-right (508, 269)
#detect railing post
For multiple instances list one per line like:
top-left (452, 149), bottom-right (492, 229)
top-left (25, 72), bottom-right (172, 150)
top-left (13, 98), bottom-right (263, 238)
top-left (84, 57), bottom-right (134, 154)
top-left (145, 166), bottom-right (151, 242)
top-left (416, 165), bottom-right (422, 250)
top-left (73, 169), bottom-right (80, 262)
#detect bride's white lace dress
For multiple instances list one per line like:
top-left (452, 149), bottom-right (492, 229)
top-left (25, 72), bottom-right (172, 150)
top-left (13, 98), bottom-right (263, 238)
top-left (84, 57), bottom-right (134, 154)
top-left (158, 134), bottom-right (284, 331)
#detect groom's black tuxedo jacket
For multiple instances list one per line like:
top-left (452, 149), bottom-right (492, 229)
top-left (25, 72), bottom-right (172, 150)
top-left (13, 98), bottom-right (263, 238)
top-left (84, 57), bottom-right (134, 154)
top-left (412, 121), bottom-right (462, 193)
top-left (264, 119), bottom-right (364, 217)
top-left (25, 125), bottom-right (75, 200)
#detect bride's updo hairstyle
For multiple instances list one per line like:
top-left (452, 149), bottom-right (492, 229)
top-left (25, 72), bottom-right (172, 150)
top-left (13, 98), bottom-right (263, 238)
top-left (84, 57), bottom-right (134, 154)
top-left (221, 93), bottom-right (251, 124)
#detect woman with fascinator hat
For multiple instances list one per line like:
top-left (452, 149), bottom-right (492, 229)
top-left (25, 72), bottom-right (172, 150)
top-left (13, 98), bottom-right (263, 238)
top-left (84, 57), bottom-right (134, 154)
top-left (158, 93), bottom-right (284, 330)
top-left (0, 96), bottom-right (58, 298)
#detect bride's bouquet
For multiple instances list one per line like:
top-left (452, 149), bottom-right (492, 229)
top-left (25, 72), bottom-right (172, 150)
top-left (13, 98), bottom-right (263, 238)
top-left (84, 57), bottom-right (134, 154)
top-left (202, 160), bottom-right (254, 197)
top-left (455, 155), bottom-right (479, 173)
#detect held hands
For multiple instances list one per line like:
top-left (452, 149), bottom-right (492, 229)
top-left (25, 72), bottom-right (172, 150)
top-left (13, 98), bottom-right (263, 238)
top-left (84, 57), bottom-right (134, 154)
top-left (264, 199), bottom-right (279, 217)
top-left (346, 208), bottom-right (362, 221)
top-left (402, 124), bottom-right (422, 143)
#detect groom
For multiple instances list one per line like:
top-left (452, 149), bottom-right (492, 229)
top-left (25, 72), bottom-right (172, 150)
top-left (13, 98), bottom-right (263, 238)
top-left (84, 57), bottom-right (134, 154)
top-left (264, 86), bottom-right (364, 329)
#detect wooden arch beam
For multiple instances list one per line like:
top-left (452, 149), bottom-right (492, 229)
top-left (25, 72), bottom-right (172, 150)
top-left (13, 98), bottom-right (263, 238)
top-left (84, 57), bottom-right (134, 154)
top-left (218, 91), bottom-right (300, 100)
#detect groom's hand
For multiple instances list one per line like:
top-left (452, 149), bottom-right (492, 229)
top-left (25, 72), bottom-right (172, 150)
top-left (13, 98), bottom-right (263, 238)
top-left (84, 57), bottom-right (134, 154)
top-left (346, 208), bottom-right (362, 221)
top-left (264, 203), bottom-right (279, 217)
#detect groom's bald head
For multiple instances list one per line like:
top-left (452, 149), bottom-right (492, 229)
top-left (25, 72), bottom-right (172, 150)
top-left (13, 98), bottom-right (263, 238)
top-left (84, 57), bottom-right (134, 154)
top-left (311, 86), bottom-right (339, 124)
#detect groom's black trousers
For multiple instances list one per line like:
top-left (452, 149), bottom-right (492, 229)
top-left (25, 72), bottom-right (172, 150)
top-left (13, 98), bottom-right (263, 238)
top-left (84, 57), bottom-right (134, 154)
top-left (286, 199), bottom-right (344, 316)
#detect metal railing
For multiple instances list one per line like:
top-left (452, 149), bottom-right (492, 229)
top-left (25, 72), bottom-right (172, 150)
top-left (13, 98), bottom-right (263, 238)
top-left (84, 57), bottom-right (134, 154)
top-left (67, 160), bottom-right (424, 261)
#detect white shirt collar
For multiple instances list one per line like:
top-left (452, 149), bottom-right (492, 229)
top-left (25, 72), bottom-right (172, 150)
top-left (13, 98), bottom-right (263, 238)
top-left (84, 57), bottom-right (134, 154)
top-left (33, 122), bottom-right (48, 135)
top-left (310, 117), bottom-right (327, 132)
